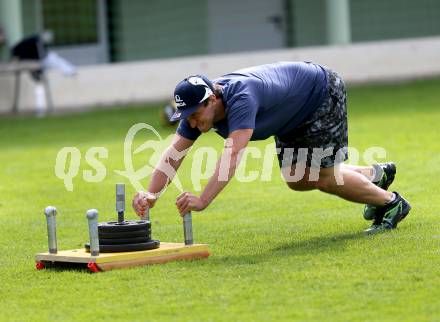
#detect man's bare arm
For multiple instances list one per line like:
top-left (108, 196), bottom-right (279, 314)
top-left (176, 129), bottom-right (253, 215)
top-left (148, 134), bottom-right (194, 194)
top-left (133, 134), bottom-right (194, 216)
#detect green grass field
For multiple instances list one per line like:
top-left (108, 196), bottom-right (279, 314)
top-left (1, 79), bottom-right (439, 321)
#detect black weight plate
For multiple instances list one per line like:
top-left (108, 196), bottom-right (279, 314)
top-left (85, 240), bottom-right (160, 253)
top-left (99, 237), bottom-right (150, 245)
top-left (98, 220), bottom-right (151, 233)
top-left (98, 229), bottom-right (151, 239)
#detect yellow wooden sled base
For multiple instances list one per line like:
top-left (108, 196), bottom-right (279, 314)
top-left (35, 242), bottom-right (210, 272)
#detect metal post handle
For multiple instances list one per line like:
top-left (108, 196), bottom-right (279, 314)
top-left (141, 206), bottom-right (150, 222)
top-left (86, 209), bottom-right (100, 256)
top-left (44, 206), bottom-right (57, 254)
top-left (183, 212), bottom-right (193, 245)
top-left (116, 183), bottom-right (125, 223)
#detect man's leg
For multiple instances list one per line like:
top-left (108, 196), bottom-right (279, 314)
top-left (281, 163), bottom-right (398, 205)
top-left (354, 163), bottom-right (397, 221)
top-left (315, 165), bottom-right (410, 233)
top-left (283, 163), bottom-right (392, 206)
top-left (340, 164), bottom-right (376, 182)
top-left (315, 165), bottom-right (392, 205)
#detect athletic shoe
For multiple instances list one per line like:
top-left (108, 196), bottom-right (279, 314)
top-left (364, 192), bottom-right (411, 234)
top-left (363, 162), bottom-right (397, 220)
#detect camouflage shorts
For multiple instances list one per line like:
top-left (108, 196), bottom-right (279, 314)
top-left (275, 69), bottom-right (348, 169)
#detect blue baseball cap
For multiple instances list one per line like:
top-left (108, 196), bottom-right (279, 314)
top-left (170, 75), bottom-right (214, 122)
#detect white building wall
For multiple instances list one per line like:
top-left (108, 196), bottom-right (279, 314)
top-left (1, 36), bottom-right (440, 114)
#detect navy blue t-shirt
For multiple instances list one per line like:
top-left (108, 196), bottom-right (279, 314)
top-left (177, 61), bottom-right (328, 141)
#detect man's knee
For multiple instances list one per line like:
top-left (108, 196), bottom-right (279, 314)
top-left (282, 165), bottom-right (320, 191)
top-left (316, 177), bottom-right (333, 192)
top-left (286, 179), bottom-right (317, 191)
top-left (316, 169), bottom-right (341, 192)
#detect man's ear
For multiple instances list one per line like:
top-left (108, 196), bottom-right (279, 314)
top-left (205, 95), bottom-right (215, 106)
top-left (211, 94), bottom-right (219, 104)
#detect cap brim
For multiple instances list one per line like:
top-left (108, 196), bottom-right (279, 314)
top-left (169, 104), bottom-right (200, 122)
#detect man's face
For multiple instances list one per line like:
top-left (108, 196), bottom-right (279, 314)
top-left (187, 98), bottom-right (215, 133)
